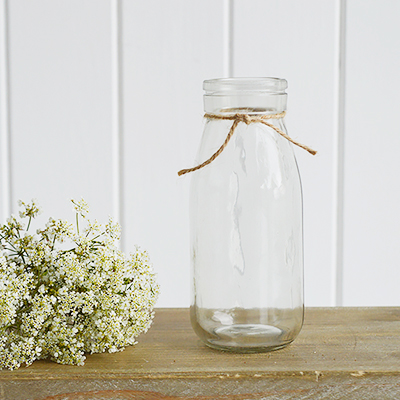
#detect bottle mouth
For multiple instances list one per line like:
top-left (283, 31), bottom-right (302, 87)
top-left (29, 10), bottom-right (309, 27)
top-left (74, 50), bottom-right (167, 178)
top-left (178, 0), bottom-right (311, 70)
top-left (203, 78), bottom-right (287, 113)
top-left (203, 77), bottom-right (288, 95)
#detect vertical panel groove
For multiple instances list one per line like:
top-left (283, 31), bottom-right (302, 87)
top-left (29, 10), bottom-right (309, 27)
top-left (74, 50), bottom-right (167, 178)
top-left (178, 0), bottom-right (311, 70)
top-left (111, 0), bottom-right (124, 249)
top-left (223, 0), bottom-right (234, 77)
top-left (332, 0), bottom-right (346, 306)
top-left (0, 0), bottom-right (11, 219)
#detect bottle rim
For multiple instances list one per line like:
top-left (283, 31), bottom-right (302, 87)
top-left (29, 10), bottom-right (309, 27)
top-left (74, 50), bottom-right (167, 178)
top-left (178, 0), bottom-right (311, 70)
top-left (203, 77), bottom-right (288, 94)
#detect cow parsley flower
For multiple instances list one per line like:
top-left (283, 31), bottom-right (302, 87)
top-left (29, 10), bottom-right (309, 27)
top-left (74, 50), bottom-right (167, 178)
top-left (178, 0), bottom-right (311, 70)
top-left (0, 199), bottom-right (159, 370)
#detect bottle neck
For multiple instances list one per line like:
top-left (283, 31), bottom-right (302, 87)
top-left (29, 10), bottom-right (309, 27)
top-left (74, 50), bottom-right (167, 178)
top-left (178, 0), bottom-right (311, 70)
top-left (203, 78), bottom-right (288, 115)
top-left (203, 94), bottom-right (287, 114)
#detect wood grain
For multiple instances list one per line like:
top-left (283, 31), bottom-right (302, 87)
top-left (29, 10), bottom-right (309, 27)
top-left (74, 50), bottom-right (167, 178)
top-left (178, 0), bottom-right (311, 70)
top-left (1, 308), bottom-right (400, 399)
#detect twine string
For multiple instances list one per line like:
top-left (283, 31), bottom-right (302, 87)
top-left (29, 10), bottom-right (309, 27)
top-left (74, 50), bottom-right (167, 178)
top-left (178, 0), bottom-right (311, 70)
top-left (177, 111), bottom-right (317, 176)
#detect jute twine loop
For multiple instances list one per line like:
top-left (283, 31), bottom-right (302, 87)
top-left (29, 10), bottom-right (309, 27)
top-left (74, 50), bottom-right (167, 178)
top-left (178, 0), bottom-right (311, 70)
top-left (177, 111), bottom-right (317, 176)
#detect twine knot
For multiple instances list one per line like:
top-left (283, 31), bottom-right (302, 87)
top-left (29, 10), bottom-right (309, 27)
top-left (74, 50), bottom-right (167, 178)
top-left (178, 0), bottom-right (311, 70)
top-left (236, 114), bottom-right (252, 125)
top-left (178, 111), bottom-right (316, 176)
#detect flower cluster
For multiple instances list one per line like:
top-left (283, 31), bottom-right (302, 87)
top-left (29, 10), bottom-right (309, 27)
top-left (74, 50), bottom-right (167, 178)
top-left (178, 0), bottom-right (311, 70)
top-left (0, 199), bottom-right (159, 370)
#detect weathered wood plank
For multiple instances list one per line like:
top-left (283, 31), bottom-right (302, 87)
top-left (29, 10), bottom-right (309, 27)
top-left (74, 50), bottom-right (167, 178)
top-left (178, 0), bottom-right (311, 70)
top-left (1, 308), bottom-right (400, 399)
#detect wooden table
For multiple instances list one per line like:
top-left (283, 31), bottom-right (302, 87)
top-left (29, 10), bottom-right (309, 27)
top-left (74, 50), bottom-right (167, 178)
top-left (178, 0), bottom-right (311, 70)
top-left (1, 308), bottom-right (400, 399)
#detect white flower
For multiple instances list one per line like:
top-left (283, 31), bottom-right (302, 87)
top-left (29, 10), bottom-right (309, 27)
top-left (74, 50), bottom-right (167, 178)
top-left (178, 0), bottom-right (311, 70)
top-left (18, 199), bottom-right (42, 219)
top-left (0, 199), bottom-right (159, 370)
top-left (71, 198), bottom-right (89, 218)
top-left (105, 217), bottom-right (121, 240)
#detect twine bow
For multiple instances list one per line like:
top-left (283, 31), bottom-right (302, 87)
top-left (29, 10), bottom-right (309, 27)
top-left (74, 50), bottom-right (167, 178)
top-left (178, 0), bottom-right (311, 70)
top-left (177, 111), bottom-right (317, 176)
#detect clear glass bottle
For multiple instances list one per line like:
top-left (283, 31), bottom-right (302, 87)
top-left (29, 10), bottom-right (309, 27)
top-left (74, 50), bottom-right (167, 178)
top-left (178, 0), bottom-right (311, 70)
top-left (189, 77), bottom-right (304, 352)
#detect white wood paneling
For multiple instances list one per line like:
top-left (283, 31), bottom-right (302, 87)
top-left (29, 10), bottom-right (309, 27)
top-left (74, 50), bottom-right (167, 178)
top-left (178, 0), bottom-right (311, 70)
top-left (8, 0), bottom-right (113, 224)
top-left (343, 0), bottom-right (400, 306)
top-left (111, 0), bottom-right (124, 247)
top-left (233, 0), bottom-right (337, 306)
top-left (1, 0), bottom-right (399, 308)
top-left (332, 0), bottom-right (346, 307)
top-left (122, 0), bottom-right (225, 307)
top-left (0, 0), bottom-right (10, 223)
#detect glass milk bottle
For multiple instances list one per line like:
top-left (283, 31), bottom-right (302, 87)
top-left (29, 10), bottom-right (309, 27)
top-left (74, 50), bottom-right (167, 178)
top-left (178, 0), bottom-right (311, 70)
top-left (183, 77), bottom-right (312, 352)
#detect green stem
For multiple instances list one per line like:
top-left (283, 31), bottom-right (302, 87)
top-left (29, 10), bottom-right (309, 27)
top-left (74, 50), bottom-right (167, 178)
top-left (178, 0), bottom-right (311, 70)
top-left (26, 216), bottom-right (32, 231)
top-left (51, 235), bottom-right (56, 251)
top-left (90, 232), bottom-right (105, 242)
top-left (76, 213), bottom-right (79, 235)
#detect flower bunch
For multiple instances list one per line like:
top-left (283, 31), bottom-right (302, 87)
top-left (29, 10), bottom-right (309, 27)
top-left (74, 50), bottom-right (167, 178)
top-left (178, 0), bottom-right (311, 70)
top-left (0, 199), bottom-right (159, 370)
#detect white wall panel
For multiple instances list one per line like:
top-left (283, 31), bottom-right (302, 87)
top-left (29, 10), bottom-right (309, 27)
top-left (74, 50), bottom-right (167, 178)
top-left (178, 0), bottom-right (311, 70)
top-left (122, 0), bottom-right (225, 307)
top-left (233, 0), bottom-right (337, 306)
top-left (1, 0), bottom-right (399, 308)
top-left (8, 0), bottom-right (113, 224)
top-left (343, 0), bottom-right (400, 305)
top-left (0, 72), bottom-right (6, 224)
top-left (0, 0), bottom-right (10, 224)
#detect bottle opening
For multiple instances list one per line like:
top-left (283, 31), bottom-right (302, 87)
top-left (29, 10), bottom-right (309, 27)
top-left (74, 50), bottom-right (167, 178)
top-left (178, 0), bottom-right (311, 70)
top-left (203, 77), bottom-right (288, 95)
top-left (203, 77), bottom-right (288, 114)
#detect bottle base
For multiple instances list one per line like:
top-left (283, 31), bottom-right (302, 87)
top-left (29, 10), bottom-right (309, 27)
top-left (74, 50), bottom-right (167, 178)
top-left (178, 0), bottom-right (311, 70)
top-left (202, 323), bottom-right (293, 353)
top-left (190, 306), bottom-right (303, 353)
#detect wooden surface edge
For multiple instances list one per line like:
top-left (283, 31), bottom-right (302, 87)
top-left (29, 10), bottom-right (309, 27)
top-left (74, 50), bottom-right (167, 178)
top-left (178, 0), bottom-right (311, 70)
top-left (1, 307), bottom-right (400, 380)
top-left (2, 370), bottom-right (400, 382)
